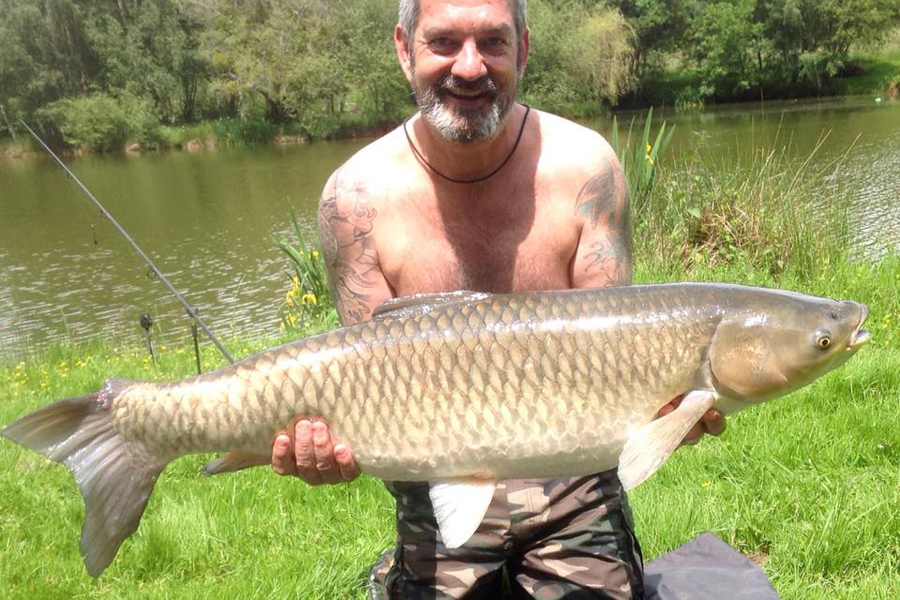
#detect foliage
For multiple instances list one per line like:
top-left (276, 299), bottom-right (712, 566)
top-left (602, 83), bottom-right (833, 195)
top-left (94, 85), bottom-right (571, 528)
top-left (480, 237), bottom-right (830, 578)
top-left (521, 0), bottom-right (637, 109)
top-left (37, 92), bottom-right (159, 151)
top-left (682, 0), bottom-right (900, 101)
top-left (611, 107), bottom-right (674, 211)
top-left (275, 208), bottom-right (337, 332)
top-left (607, 0), bottom-right (693, 74)
top-left (190, 0), bottom-right (411, 137)
top-left (0, 0), bottom-right (897, 149)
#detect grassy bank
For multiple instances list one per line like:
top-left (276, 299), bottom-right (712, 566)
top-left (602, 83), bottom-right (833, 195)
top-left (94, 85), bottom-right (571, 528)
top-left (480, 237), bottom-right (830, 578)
top-left (0, 253), bottom-right (897, 599)
top-left (835, 52), bottom-right (900, 97)
top-left (0, 110), bottom-right (411, 159)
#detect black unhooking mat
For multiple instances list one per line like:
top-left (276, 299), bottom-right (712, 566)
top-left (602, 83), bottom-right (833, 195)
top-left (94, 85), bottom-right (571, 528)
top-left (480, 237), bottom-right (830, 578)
top-left (644, 532), bottom-right (779, 599)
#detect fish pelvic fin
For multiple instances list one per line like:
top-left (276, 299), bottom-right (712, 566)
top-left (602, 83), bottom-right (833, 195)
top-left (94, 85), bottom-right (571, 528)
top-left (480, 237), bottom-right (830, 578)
top-left (429, 478), bottom-right (497, 549)
top-left (201, 451), bottom-right (270, 475)
top-left (617, 390), bottom-right (717, 491)
top-left (1, 379), bottom-right (164, 577)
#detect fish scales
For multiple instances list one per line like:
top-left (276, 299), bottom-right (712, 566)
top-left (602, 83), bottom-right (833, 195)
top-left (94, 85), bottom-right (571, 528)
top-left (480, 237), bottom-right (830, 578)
top-left (2, 282), bottom-right (870, 576)
top-left (112, 285), bottom-right (718, 480)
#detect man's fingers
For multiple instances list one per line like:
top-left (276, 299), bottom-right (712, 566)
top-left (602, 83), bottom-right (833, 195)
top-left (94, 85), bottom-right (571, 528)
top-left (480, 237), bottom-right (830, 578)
top-left (702, 409), bottom-right (726, 437)
top-left (334, 443), bottom-right (361, 481)
top-left (272, 433), bottom-right (296, 476)
top-left (312, 420), bottom-right (343, 484)
top-left (682, 422), bottom-right (703, 446)
top-left (294, 419), bottom-right (323, 485)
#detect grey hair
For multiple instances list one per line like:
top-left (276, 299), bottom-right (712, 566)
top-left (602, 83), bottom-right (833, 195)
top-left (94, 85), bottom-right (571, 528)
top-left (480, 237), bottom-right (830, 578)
top-left (399, 0), bottom-right (527, 39)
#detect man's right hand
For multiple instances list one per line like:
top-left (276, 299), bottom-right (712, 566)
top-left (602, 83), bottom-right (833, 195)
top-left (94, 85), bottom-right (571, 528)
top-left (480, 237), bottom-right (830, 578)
top-left (271, 419), bottom-right (361, 485)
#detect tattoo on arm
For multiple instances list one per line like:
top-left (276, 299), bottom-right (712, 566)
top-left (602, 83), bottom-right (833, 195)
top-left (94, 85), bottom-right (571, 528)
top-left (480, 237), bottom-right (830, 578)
top-left (317, 173), bottom-right (382, 324)
top-left (574, 158), bottom-right (633, 286)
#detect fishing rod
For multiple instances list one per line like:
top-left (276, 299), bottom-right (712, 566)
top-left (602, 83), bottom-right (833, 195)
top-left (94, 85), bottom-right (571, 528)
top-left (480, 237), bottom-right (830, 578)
top-left (20, 120), bottom-right (236, 364)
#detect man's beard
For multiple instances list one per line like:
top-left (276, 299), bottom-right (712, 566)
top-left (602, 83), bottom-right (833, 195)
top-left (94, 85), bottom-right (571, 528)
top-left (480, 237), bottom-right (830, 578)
top-left (411, 69), bottom-right (517, 144)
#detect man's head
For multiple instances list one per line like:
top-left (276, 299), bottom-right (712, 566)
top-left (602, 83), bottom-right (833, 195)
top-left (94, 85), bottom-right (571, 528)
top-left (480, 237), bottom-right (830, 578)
top-left (395, 0), bottom-right (530, 144)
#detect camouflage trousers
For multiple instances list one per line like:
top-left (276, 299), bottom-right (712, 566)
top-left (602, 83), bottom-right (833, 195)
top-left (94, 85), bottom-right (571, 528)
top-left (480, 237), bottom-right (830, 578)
top-left (369, 470), bottom-right (644, 599)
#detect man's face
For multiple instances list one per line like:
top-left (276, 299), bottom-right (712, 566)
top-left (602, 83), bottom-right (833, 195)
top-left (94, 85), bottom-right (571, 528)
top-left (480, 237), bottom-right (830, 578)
top-left (397, 0), bottom-right (529, 144)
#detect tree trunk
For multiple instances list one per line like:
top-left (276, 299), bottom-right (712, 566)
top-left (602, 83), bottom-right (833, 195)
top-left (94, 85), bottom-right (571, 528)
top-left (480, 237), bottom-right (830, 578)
top-left (0, 104), bottom-right (15, 141)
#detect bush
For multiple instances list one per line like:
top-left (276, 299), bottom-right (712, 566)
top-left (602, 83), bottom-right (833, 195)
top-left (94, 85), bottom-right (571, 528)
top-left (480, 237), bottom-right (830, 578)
top-left (36, 93), bottom-right (159, 152)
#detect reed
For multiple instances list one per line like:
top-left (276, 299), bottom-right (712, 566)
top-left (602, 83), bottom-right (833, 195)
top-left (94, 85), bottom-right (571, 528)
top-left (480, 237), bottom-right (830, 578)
top-left (274, 207), bottom-right (338, 332)
top-left (632, 131), bottom-right (854, 280)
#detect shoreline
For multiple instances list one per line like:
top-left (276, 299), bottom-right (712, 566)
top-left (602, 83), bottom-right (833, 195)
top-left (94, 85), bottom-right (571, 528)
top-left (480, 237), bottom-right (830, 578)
top-left (3, 78), bottom-right (896, 162)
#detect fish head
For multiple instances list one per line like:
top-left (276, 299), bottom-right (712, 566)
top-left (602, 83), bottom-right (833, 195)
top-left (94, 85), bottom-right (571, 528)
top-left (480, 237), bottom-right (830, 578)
top-left (709, 291), bottom-right (869, 408)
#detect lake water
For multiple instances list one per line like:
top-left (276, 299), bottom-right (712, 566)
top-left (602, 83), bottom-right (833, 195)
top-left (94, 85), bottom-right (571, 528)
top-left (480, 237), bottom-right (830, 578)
top-left (0, 96), bottom-right (897, 363)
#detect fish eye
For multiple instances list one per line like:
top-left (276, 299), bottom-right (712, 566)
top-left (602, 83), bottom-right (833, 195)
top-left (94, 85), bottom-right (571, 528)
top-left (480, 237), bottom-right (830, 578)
top-left (816, 334), bottom-right (832, 349)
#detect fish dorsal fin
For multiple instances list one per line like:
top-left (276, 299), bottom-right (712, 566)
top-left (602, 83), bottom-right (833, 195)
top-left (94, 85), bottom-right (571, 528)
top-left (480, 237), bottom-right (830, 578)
top-left (372, 291), bottom-right (491, 320)
top-left (618, 390), bottom-right (717, 491)
top-left (429, 478), bottom-right (496, 549)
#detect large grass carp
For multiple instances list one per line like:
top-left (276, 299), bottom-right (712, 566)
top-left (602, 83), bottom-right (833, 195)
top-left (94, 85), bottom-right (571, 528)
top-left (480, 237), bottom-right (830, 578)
top-left (2, 283), bottom-right (869, 576)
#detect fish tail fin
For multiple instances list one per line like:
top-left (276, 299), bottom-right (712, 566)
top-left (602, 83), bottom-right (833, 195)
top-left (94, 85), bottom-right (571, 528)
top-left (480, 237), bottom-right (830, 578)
top-left (1, 379), bottom-right (164, 577)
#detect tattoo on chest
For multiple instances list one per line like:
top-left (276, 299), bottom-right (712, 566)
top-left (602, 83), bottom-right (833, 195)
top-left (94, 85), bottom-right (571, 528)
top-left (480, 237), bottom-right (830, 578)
top-left (574, 160), bottom-right (633, 286)
top-left (318, 179), bottom-right (381, 323)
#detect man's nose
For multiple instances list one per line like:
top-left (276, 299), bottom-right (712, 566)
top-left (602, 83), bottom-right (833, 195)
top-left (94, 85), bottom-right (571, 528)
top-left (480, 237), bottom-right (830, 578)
top-left (451, 39), bottom-right (488, 81)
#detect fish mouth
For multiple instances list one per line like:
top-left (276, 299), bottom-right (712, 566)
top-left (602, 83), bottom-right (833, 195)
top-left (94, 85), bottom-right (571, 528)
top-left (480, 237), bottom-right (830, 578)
top-left (849, 304), bottom-right (870, 349)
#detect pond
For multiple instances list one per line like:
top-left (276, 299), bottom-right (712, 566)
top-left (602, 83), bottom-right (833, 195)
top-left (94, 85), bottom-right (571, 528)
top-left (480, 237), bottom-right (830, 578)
top-left (0, 96), bottom-right (897, 364)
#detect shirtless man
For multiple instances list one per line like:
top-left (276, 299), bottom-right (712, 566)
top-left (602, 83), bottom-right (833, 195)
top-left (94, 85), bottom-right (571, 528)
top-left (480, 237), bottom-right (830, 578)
top-left (272, 1), bottom-right (724, 597)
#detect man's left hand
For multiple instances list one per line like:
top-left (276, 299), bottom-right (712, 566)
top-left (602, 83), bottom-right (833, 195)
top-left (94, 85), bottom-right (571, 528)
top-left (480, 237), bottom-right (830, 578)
top-left (654, 396), bottom-right (726, 447)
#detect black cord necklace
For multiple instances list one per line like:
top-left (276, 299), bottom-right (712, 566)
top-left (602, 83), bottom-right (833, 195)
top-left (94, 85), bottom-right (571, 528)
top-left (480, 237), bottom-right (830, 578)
top-left (403, 105), bottom-right (531, 184)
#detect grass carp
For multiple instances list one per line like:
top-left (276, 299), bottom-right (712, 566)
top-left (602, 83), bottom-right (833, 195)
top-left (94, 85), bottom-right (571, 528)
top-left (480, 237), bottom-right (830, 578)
top-left (2, 283), bottom-right (870, 577)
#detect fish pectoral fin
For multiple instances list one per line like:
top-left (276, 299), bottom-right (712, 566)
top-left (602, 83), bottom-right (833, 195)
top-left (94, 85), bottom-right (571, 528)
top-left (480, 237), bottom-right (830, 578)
top-left (201, 451), bottom-right (271, 475)
top-left (428, 478), bottom-right (497, 549)
top-left (617, 390), bottom-right (717, 491)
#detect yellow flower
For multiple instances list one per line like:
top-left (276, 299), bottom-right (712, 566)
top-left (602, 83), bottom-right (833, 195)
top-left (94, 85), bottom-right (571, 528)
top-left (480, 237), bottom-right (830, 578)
top-left (301, 293), bottom-right (317, 305)
top-left (311, 250), bottom-right (320, 258)
top-left (646, 142), bottom-right (652, 154)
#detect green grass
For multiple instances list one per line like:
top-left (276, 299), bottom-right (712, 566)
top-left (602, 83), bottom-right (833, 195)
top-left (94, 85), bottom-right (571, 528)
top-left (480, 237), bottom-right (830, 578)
top-left (834, 53), bottom-right (900, 97)
top-left (0, 254), bottom-right (897, 598)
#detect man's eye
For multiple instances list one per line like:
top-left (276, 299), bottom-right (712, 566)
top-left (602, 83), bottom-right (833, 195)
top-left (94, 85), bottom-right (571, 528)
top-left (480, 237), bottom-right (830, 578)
top-left (479, 38), bottom-right (508, 52)
top-left (429, 38), bottom-right (455, 51)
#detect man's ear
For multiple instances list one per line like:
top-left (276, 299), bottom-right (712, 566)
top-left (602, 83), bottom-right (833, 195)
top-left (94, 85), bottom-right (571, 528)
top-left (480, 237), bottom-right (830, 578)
top-left (395, 24), bottom-right (414, 83)
top-left (517, 27), bottom-right (530, 78)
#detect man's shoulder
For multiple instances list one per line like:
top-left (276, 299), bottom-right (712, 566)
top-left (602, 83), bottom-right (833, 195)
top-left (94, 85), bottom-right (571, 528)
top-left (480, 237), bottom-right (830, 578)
top-left (532, 109), bottom-right (620, 186)
top-left (320, 126), bottom-right (409, 207)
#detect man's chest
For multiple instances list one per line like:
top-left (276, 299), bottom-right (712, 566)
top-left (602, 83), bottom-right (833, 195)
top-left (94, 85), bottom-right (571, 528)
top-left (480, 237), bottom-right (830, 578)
top-left (375, 186), bottom-right (582, 295)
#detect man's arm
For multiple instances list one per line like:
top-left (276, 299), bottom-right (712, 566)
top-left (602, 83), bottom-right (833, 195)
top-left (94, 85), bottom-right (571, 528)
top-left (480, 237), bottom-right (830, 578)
top-left (570, 149), bottom-right (724, 444)
top-left (317, 172), bottom-right (394, 325)
top-left (570, 155), bottom-right (633, 288)
top-left (272, 168), bottom-right (393, 485)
